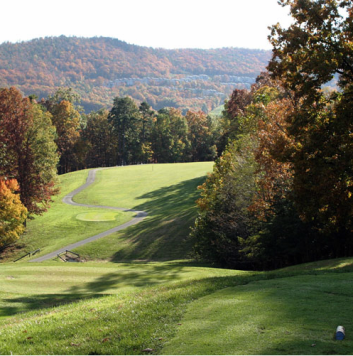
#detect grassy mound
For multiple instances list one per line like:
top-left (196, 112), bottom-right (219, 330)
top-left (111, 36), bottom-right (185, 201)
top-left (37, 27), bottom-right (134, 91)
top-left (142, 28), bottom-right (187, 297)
top-left (163, 272), bottom-right (353, 355)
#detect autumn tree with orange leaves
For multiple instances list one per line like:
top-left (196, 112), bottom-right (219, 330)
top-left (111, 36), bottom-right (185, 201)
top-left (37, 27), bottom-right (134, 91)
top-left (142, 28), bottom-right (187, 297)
top-left (268, 0), bottom-right (353, 256)
top-left (0, 87), bottom-right (59, 216)
top-left (0, 179), bottom-right (27, 247)
top-left (192, 0), bottom-right (353, 269)
top-left (42, 88), bottom-right (82, 174)
top-left (192, 79), bottom-right (319, 269)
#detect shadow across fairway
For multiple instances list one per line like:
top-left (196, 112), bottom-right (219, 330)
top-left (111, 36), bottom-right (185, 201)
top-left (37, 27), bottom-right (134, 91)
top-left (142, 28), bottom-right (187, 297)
top-left (2, 259), bottom-right (353, 356)
top-left (133, 176), bottom-right (205, 215)
top-left (66, 263), bottom-right (188, 294)
top-left (1, 294), bottom-right (102, 318)
top-left (0, 262), bottom-right (199, 318)
top-left (110, 176), bottom-right (206, 262)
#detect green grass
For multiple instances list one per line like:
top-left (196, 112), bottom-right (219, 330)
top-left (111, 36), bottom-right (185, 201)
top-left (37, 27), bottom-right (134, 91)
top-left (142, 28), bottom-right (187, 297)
top-left (73, 163), bottom-right (214, 261)
top-left (1, 169), bottom-right (133, 263)
top-left (1, 258), bottom-right (353, 354)
top-left (0, 261), bottom-right (242, 317)
top-left (0, 261), bottom-right (246, 355)
top-left (163, 273), bottom-right (353, 355)
top-left (3, 162), bottom-right (213, 262)
top-left (1, 163), bottom-right (353, 355)
top-left (76, 211), bottom-right (121, 222)
top-left (74, 163), bottom-right (213, 209)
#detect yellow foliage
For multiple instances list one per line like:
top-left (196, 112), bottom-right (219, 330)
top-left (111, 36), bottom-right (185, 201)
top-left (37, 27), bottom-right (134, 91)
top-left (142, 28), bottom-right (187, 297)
top-left (0, 179), bottom-right (28, 247)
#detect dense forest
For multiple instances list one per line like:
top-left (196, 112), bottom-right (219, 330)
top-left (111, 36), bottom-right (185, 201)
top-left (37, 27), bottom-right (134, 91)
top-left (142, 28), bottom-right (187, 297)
top-left (192, 0), bottom-right (353, 270)
top-left (0, 36), bottom-right (271, 113)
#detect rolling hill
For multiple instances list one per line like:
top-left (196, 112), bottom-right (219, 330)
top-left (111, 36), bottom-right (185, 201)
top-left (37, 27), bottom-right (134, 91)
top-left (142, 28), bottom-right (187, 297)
top-left (0, 36), bottom-right (271, 112)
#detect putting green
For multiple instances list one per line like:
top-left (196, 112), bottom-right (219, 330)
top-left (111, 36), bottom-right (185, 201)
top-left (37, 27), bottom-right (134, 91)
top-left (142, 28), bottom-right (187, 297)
top-left (76, 211), bottom-right (120, 222)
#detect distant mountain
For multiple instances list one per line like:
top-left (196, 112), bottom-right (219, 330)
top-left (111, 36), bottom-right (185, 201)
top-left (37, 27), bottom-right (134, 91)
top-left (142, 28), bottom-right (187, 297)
top-left (0, 36), bottom-right (271, 113)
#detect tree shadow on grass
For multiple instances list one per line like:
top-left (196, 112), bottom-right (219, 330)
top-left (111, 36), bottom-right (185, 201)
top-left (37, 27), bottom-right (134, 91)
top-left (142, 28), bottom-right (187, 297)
top-left (110, 176), bottom-right (206, 262)
top-left (66, 263), bottom-right (188, 294)
top-left (2, 260), bottom-right (353, 356)
top-left (0, 294), bottom-right (101, 318)
top-left (0, 262), bottom-right (193, 318)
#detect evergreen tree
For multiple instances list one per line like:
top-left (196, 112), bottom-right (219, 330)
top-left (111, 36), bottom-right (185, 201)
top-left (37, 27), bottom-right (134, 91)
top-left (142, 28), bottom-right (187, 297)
top-left (108, 97), bottom-right (142, 165)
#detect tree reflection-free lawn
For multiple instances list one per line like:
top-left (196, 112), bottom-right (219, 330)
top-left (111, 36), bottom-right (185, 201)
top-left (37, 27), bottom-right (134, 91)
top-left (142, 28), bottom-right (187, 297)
top-left (163, 272), bottom-right (353, 355)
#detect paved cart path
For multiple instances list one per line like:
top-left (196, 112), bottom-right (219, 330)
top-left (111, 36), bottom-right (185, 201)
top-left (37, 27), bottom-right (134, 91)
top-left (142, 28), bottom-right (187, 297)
top-left (30, 168), bottom-right (147, 262)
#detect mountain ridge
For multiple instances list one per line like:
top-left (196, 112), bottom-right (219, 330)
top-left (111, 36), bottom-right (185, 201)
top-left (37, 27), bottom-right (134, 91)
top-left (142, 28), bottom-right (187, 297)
top-left (0, 35), bottom-right (271, 112)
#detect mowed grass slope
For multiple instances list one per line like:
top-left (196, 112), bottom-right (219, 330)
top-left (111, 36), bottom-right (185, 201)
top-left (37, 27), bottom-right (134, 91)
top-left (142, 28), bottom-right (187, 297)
top-left (0, 261), bottom-right (243, 318)
top-left (0, 260), bottom-right (246, 355)
top-left (1, 259), bottom-right (353, 355)
top-left (163, 270), bottom-right (353, 355)
top-left (73, 163), bottom-right (214, 261)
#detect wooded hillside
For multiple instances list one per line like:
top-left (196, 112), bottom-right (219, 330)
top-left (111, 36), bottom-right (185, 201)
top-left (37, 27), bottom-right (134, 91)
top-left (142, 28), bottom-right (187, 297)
top-left (0, 36), bottom-right (271, 112)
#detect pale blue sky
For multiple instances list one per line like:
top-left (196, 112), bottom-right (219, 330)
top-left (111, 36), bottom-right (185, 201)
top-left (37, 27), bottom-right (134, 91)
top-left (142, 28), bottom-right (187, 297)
top-left (1, 0), bottom-right (293, 49)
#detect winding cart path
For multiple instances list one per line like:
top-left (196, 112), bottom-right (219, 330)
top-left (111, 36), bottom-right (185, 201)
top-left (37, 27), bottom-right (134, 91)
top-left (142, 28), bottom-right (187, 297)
top-left (30, 168), bottom-right (147, 262)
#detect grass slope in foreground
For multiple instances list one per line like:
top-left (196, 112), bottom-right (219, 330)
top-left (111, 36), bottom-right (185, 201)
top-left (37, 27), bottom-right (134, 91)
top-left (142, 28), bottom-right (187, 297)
top-left (0, 258), bottom-right (353, 354)
top-left (72, 162), bottom-right (214, 261)
top-left (163, 263), bottom-right (353, 355)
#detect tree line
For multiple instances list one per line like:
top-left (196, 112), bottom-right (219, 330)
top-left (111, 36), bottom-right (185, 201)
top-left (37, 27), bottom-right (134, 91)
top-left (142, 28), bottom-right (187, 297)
top-left (0, 86), bottom-right (219, 249)
top-left (191, 0), bottom-right (353, 270)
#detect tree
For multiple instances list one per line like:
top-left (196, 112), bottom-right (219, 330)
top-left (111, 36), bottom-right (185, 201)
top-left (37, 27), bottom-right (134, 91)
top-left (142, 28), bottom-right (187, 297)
top-left (244, 95), bottom-right (319, 268)
top-left (168, 108), bottom-right (190, 162)
top-left (191, 137), bottom-right (258, 268)
top-left (139, 102), bottom-right (155, 163)
top-left (151, 109), bottom-right (174, 163)
top-left (21, 102), bottom-right (59, 214)
top-left (0, 87), bottom-right (59, 215)
top-left (82, 109), bottom-right (116, 168)
top-left (139, 102), bottom-right (154, 144)
top-left (250, 98), bottom-right (294, 220)
top-left (0, 87), bottom-right (31, 178)
top-left (0, 179), bottom-right (27, 248)
top-left (191, 75), bottom-right (320, 269)
top-left (44, 87), bottom-right (83, 114)
top-left (268, 0), bottom-right (353, 106)
top-left (151, 108), bottom-right (190, 163)
top-left (108, 97), bottom-right (142, 165)
top-left (217, 74), bottom-right (281, 155)
top-left (48, 100), bottom-right (81, 174)
top-left (268, 0), bottom-right (353, 256)
top-left (185, 111), bottom-right (217, 161)
top-left (42, 88), bottom-right (82, 174)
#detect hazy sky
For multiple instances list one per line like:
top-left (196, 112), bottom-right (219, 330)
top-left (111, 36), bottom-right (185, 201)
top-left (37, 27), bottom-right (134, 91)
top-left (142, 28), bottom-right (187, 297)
top-left (1, 0), bottom-right (293, 49)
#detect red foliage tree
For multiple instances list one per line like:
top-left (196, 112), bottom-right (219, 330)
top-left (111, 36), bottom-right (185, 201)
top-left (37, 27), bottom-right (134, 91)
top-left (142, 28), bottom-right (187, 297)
top-left (0, 87), bottom-right (59, 215)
